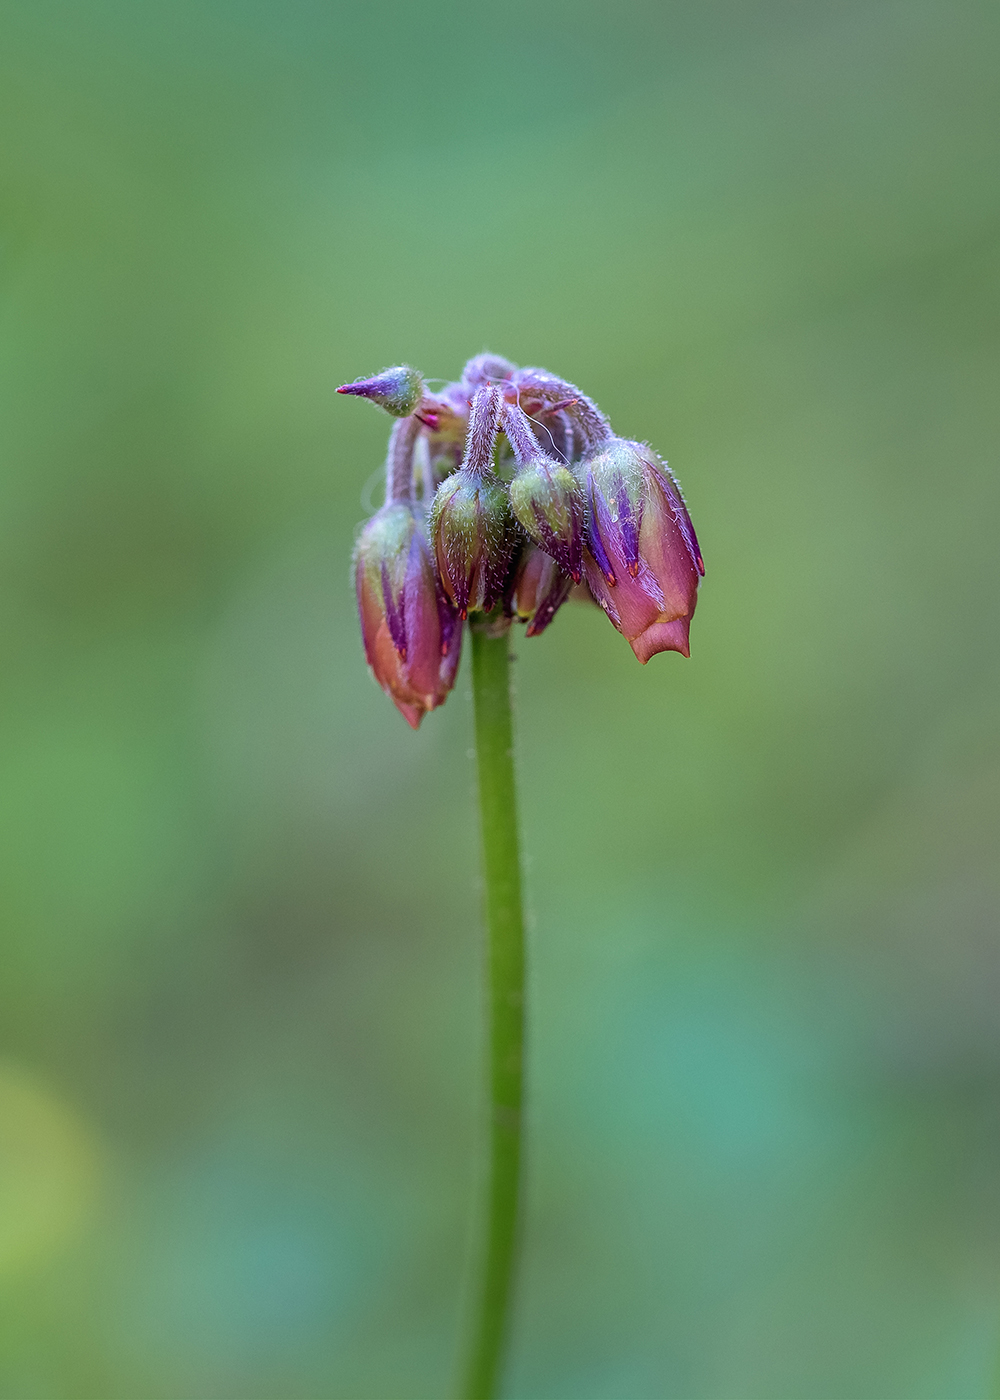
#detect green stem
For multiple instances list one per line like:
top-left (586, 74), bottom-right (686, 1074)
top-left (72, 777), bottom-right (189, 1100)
top-left (461, 624), bottom-right (526, 1400)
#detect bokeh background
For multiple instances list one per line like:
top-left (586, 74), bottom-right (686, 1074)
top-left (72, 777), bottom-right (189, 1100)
top-left (0, 2), bottom-right (997, 1396)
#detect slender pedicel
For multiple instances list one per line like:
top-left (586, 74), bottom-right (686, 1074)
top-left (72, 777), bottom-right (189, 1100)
top-left (386, 415), bottom-right (423, 503)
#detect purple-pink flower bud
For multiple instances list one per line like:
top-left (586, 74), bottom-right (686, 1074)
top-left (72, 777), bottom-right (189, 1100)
top-left (581, 439), bottom-right (704, 663)
top-left (508, 545), bottom-right (572, 637)
top-left (337, 365), bottom-right (425, 418)
top-left (429, 385), bottom-right (516, 618)
top-left (355, 502), bottom-right (461, 728)
top-left (502, 402), bottom-right (584, 582)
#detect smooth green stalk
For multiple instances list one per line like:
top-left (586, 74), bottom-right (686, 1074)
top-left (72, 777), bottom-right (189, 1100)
top-left (461, 623), bottom-right (526, 1400)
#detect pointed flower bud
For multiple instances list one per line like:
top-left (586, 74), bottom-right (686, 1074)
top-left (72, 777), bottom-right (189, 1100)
top-left (502, 402), bottom-right (584, 582)
top-left (354, 501), bottom-right (461, 728)
top-left (429, 385), bottom-right (516, 618)
top-left (581, 439), bottom-right (704, 663)
top-left (509, 544), bottom-right (572, 637)
top-left (337, 365), bottom-right (424, 418)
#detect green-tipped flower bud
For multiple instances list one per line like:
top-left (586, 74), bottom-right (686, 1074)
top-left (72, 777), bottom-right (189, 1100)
top-left (508, 459), bottom-right (583, 581)
top-left (430, 472), bottom-right (515, 619)
top-left (429, 385), bottom-right (516, 617)
top-left (337, 365), bottom-right (424, 418)
top-left (502, 402), bottom-right (584, 580)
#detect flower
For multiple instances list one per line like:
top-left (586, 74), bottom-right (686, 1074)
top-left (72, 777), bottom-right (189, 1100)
top-left (429, 385), bottom-right (517, 618)
top-left (341, 355), bottom-right (706, 726)
top-left (580, 439), bottom-right (704, 663)
top-left (354, 502), bottom-right (461, 728)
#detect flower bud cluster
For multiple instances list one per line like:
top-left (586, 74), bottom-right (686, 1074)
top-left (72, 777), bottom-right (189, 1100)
top-left (339, 356), bottom-right (704, 725)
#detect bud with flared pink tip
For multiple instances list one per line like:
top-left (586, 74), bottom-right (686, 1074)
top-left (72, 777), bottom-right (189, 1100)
top-left (429, 385), bottom-right (516, 618)
top-left (508, 544), bottom-right (572, 637)
top-left (580, 439), bottom-right (704, 663)
top-left (502, 402), bottom-right (584, 583)
top-left (337, 365), bottom-right (425, 418)
top-left (354, 502), bottom-right (461, 728)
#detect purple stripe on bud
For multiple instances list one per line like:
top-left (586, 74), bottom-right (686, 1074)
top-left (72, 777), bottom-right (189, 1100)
top-left (616, 482), bottom-right (642, 577)
top-left (381, 559), bottom-right (408, 658)
top-left (585, 470), bottom-right (617, 585)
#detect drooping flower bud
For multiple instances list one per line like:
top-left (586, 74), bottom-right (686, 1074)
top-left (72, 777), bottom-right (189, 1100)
top-left (354, 502), bottom-right (461, 728)
top-left (337, 365), bottom-right (425, 418)
top-left (429, 385), bottom-right (516, 618)
top-left (581, 439), bottom-right (704, 663)
top-left (461, 353), bottom-right (517, 391)
top-left (508, 544), bottom-right (572, 637)
top-left (510, 367), bottom-right (613, 454)
top-left (502, 402), bottom-right (584, 582)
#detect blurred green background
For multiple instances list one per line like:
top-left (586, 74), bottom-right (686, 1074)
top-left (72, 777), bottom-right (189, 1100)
top-left (0, 2), bottom-right (997, 1396)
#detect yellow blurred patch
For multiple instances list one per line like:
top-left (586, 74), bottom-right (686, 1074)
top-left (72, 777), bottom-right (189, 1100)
top-left (0, 1062), bottom-right (100, 1274)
